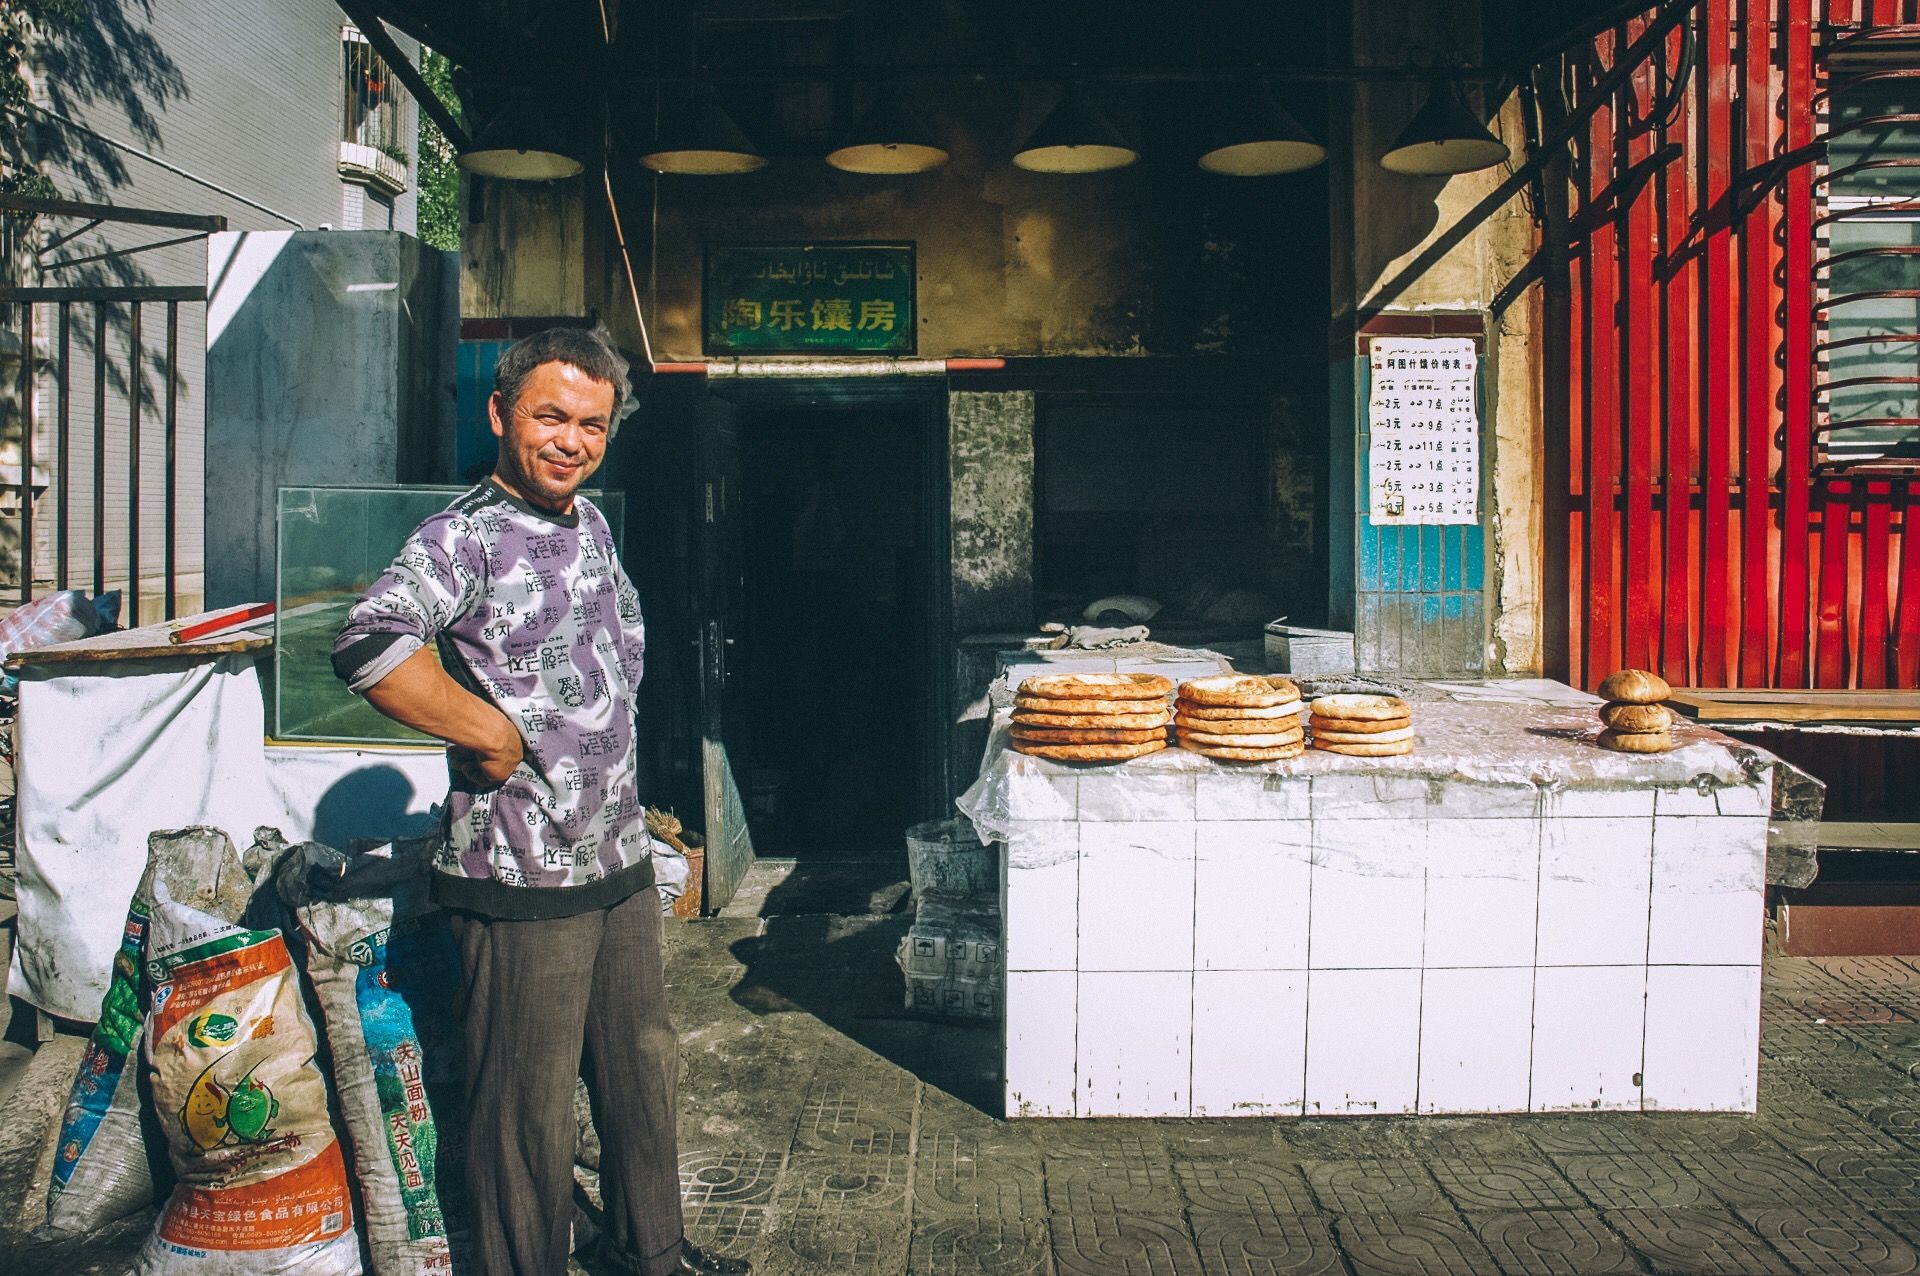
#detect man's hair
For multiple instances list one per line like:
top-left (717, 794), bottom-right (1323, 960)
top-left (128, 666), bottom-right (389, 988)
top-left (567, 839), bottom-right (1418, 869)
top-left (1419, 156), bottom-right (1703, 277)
top-left (492, 326), bottom-right (634, 434)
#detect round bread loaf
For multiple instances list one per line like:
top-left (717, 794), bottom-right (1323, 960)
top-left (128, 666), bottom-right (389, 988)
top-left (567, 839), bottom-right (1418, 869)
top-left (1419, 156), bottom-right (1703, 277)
top-left (1012, 708), bottom-right (1171, 731)
top-left (1012, 738), bottom-right (1167, 762)
top-left (1313, 737), bottom-right (1415, 757)
top-left (1598, 702), bottom-right (1674, 734)
top-left (1173, 713), bottom-right (1305, 736)
top-left (1309, 693), bottom-right (1411, 721)
top-left (1179, 675), bottom-right (1301, 708)
top-left (1014, 695), bottom-right (1165, 716)
top-left (1182, 741), bottom-right (1306, 762)
top-left (1596, 668), bottom-right (1671, 704)
top-left (1011, 725), bottom-right (1168, 745)
top-left (1019, 672), bottom-right (1172, 701)
top-left (1311, 724), bottom-right (1414, 745)
top-left (1176, 727), bottom-right (1304, 749)
top-left (1175, 699), bottom-right (1302, 721)
top-left (1307, 714), bottom-right (1411, 735)
top-left (1597, 728), bottom-right (1674, 754)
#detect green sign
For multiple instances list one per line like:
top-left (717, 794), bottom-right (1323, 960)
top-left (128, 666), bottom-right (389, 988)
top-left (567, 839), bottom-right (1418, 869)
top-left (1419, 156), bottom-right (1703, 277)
top-left (704, 243), bottom-right (916, 355)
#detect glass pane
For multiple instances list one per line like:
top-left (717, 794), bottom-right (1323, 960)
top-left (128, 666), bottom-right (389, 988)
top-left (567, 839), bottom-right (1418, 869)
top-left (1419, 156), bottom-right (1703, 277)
top-left (1829, 73), bottom-right (1920, 198)
top-left (275, 486), bottom-right (625, 744)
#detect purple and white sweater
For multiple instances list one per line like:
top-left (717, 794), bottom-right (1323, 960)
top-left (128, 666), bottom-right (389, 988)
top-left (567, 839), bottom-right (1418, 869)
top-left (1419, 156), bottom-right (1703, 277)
top-left (331, 481), bottom-right (653, 919)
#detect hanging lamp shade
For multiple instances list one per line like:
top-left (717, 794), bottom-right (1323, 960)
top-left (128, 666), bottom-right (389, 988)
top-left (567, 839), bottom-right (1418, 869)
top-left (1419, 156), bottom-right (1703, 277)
top-left (827, 93), bottom-right (949, 174)
top-left (457, 112), bottom-right (586, 181)
top-left (1380, 80), bottom-right (1509, 176)
top-left (641, 92), bottom-right (767, 175)
top-left (1197, 85), bottom-right (1327, 176)
top-left (1013, 91), bottom-right (1138, 173)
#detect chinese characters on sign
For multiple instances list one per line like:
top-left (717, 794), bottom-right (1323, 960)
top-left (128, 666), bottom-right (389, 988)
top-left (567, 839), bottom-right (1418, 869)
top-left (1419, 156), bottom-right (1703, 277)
top-left (1367, 336), bottom-right (1479, 525)
top-left (704, 243), bottom-right (916, 355)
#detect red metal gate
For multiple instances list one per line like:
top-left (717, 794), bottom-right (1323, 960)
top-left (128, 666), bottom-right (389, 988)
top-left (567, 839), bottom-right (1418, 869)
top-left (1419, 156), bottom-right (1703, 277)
top-left (1557, 0), bottom-right (1919, 690)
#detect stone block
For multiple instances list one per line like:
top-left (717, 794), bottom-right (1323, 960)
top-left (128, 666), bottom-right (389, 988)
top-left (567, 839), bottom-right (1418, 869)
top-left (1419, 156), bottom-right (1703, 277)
top-left (1419, 967), bottom-right (1535, 1114)
top-left (1002, 823), bottom-right (1078, 973)
top-left (1643, 965), bottom-right (1760, 1112)
top-left (1004, 773), bottom-right (1076, 821)
top-left (1311, 773), bottom-right (1434, 821)
top-left (1078, 772), bottom-right (1196, 822)
top-left (1191, 970), bottom-right (1307, 1117)
top-left (1195, 821), bottom-right (1312, 970)
top-left (1078, 822), bottom-right (1195, 972)
top-left (1309, 821), bottom-right (1427, 969)
top-left (1304, 968), bottom-right (1422, 1115)
top-left (1005, 970), bottom-right (1076, 1117)
top-left (1536, 817), bottom-right (1652, 966)
top-left (1425, 819), bottom-right (1540, 968)
top-left (1077, 971), bottom-right (1191, 1117)
top-left (1647, 816), bottom-right (1767, 966)
top-left (1542, 787), bottom-right (1657, 819)
top-left (1196, 771), bottom-right (1311, 821)
top-left (1531, 966), bottom-right (1646, 1112)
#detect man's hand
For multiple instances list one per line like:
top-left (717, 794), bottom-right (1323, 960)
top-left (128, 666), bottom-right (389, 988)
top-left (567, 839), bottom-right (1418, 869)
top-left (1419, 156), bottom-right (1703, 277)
top-left (450, 709), bottom-right (524, 789)
top-left (363, 647), bottom-right (527, 785)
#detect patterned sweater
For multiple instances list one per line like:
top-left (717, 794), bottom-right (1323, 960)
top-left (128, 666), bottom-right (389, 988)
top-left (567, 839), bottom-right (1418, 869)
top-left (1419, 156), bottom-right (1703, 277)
top-left (331, 481), bottom-right (654, 919)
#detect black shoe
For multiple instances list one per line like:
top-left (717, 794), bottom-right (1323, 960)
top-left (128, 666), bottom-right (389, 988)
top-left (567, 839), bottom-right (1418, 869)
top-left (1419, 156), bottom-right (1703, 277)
top-left (674, 1240), bottom-right (751, 1276)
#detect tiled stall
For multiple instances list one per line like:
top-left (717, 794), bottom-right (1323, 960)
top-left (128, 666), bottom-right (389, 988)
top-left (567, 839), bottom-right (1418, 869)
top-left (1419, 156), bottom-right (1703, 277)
top-left (996, 752), bottom-right (1771, 1119)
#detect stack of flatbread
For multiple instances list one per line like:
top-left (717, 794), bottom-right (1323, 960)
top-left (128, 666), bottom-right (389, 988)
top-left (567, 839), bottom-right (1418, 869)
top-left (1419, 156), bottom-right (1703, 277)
top-left (1011, 672), bottom-right (1173, 762)
top-left (1594, 667), bottom-right (1675, 753)
top-left (1310, 693), bottom-right (1415, 756)
top-left (1173, 675), bottom-right (1306, 761)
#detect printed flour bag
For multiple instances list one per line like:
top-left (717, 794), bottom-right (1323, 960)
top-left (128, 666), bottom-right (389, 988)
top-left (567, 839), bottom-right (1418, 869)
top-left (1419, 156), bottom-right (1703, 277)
top-left (134, 898), bottom-right (359, 1276)
top-left (42, 827), bottom-right (255, 1238)
top-left (299, 839), bottom-right (472, 1274)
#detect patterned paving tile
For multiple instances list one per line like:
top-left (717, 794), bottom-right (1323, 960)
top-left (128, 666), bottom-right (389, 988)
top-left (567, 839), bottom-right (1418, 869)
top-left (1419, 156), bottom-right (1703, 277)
top-left (1426, 1157), bottom-right (1589, 1211)
top-left (1330, 1212), bottom-right (1499, 1276)
top-left (679, 1149), bottom-right (784, 1207)
top-left (1673, 1149), bottom-right (1854, 1207)
top-left (1738, 1209), bottom-right (1920, 1276)
top-left (1462, 1209), bottom-right (1640, 1276)
top-left (791, 1074), bottom-right (916, 1156)
top-left (1845, 1099), bottom-right (1920, 1148)
top-left (906, 1217), bottom-right (1052, 1276)
top-left (1173, 1158), bottom-right (1318, 1217)
top-left (1043, 1157), bottom-right (1184, 1216)
top-left (914, 1133), bottom-right (1046, 1219)
top-left (1048, 1213), bottom-right (1204, 1276)
top-left (776, 1153), bottom-right (909, 1212)
top-left (684, 1202), bottom-right (775, 1257)
top-left (1301, 1161), bottom-right (1450, 1215)
top-left (1809, 957), bottom-right (1920, 987)
top-left (1190, 1213), bottom-right (1345, 1276)
top-left (768, 1208), bottom-right (909, 1273)
top-left (1799, 1150), bottom-right (1920, 1210)
top-left (1762, 1102), bottom-right (1911, 1152)
top-left (1526, 1117), bottom-right (1675, 1158)
top-left (1771, 992), bottom-right (1911, 1025)
top-left (1549, 1154), bottom-right (1715, 1210)
top-left (1600, 1209), bottom-right (1791, 1275)
top-left (1762, 1025), bottom-right (1880, 1067)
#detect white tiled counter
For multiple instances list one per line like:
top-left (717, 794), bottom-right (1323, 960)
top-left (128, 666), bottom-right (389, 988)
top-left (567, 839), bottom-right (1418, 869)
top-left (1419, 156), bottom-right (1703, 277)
top-left (962, 699), bottom-right (1776, 1119)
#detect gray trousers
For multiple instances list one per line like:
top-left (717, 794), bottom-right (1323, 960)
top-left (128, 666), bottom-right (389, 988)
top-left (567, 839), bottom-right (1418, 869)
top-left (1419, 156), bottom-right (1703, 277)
top-left (450, 888), bottom-right (684, 1276)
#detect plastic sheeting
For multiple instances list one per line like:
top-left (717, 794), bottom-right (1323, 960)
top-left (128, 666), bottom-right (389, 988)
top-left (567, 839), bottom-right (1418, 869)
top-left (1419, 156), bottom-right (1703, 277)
top-left (958, 700), bottom-right (1789, 892)
top-left (10, 652), bottom-right (454, 1022)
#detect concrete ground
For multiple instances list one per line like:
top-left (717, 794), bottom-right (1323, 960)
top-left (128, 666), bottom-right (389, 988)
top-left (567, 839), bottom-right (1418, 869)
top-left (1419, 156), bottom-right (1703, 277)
top-left (10, 858), bottom-right (1920, 1274)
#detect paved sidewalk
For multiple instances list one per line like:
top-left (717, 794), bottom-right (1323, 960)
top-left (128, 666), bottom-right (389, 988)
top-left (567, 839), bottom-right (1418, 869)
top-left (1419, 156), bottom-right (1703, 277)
top-left (15, 857), bottom-right (1920, 1274)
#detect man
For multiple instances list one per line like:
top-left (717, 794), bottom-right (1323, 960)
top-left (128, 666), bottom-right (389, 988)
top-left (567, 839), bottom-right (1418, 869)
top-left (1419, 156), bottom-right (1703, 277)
top-left (331, 327), bottom-right (747, 1276)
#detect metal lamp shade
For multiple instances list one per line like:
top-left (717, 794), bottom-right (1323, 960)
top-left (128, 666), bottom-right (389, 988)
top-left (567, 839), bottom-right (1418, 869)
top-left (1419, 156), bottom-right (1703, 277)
top-left (641, 94), bottom-right (768, 175)
top-left (827, 96), bottom-right (949, 174)
top-left (457, 114), bottom-right (586, 180)
top-left (1380, 80), bottom-right (1510, 176)
top-left (1197, 87), bottom-right (1327, 176)
top-left (1014, 92), bottom-right (1138, 173)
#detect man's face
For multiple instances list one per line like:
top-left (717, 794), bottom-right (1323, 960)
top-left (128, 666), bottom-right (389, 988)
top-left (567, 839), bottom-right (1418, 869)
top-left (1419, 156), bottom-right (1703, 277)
top-left (488, 360), bottom-right (616, 513)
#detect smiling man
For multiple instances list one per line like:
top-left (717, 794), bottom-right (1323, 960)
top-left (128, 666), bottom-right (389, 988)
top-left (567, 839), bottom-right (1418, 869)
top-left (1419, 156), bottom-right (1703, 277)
top-left (331, 327), bottom-right (745, 1276)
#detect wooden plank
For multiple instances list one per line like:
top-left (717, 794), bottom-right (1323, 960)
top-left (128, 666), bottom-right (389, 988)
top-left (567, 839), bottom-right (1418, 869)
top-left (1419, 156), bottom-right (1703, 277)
top-left (1587, 35), bottom-right (1623, 691)
top-left (1897, 483), bottom-right (1920, 686)
top-left (1781, 0), bottom-right (1816, 685)
top-left (1668, 686), bottom-right (1920, 721)
top-left (1740, 0), bottom-right (1775, 687)
top-left (0, 285), bottom-right (204, 304)
top-left (1702, 0), bottom-right (1736, 687)
top-left (4, 608), bottom-right (272, 670)
top-left (1659, 18), bottom-right (1696, 685)
top-left (1815, 480), bottom-right (1852, 686)
top-left (1818, 822), bottom-right (1920, 852)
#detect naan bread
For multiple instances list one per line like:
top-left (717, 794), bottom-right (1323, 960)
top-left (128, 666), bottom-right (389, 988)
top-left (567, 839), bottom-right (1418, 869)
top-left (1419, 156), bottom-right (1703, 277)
top-left (1019, 672), bottom-right (1172, 701)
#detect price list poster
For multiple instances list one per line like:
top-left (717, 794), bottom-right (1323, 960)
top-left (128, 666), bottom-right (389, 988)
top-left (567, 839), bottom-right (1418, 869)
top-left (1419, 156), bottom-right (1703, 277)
top-left (1366, 336), bottom-right (1480, 525)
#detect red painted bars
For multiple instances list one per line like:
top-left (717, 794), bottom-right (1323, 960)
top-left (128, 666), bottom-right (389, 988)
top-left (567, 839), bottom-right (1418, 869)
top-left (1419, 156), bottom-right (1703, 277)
top-left (1555, 0), bottom-right (1916, 691)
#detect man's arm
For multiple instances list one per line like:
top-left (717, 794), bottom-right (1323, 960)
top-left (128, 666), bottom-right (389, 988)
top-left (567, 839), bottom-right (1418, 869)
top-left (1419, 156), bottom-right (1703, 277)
top-left (364, 647), bottom-right (523, 785)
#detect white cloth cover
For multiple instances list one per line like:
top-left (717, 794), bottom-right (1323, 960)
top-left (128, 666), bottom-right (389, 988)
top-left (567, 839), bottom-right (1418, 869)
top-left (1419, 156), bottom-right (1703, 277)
top-left (261, 743), bottom-right (445, 847)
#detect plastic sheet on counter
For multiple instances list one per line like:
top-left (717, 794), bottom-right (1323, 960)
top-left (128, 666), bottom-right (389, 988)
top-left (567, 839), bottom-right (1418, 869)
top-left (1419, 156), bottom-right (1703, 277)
top-left (956, 700), bottom-right (1799, 892)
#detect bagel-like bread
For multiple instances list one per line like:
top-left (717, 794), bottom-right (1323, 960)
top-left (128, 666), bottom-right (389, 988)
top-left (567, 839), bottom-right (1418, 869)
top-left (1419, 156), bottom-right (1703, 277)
top-left (1011, 725), bottom-right (1168, 745)
top-left (1019, 672), bottom-right (1172, 701)
top-left (1015, 694), bottom-right (1166, 716)
top-left (1176, 699), bottom-right (1302, 720)
top-left (1596, 668), bottom-right (1671, 705)
top-left (1308, 714), bottom-right (1411, 735)
top-left (1012, 708), bottom-right (1170, 731)
top-left (1597, 728), bottom-right (1674, 754)
top-left (1176, 727), bottom-right (1304, 749)
top-left (1313, 738), bottom-right (1415, 757)
top-left (1182, 741), bottom-right (1306, 762)
top-left (1179, 675), bottom-right (1301, 708)
top-left (1599, 702), bottom-right (1674, 734)
top-left (1311, 724), bottom-right (1414, 745)
top-left (1013, 738), bottom-right (1168, 762)
top-left (1309, 693), bottom-right (1411, 721)
top-left (1174, 713), bottom-right (1305, 736)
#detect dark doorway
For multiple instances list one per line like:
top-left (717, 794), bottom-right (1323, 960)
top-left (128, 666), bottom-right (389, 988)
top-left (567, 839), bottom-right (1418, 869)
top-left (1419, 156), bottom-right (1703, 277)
top-left (732, 406), bottom-right (937, 859)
